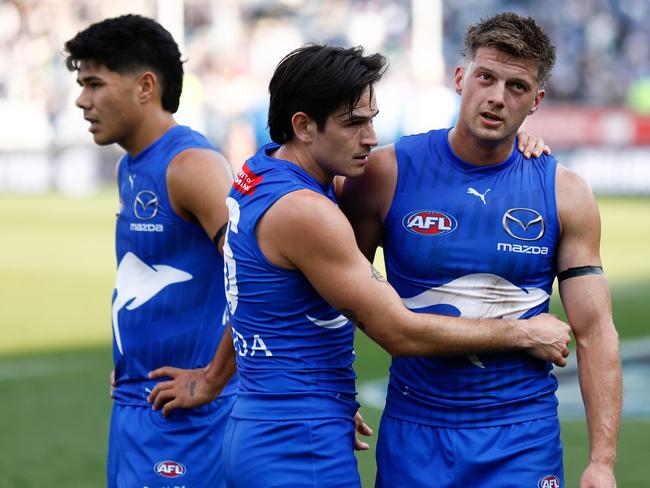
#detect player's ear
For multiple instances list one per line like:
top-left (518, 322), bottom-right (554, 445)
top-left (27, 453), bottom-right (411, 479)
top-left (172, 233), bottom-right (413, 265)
top-left (291, 112), bottom-right (315, 143)
top-left (528, 89), bottom-right (545, 115)
top-left (454, 65), bottom-right (465, 95)
top-left (137, 71), bottom-right (157, 104)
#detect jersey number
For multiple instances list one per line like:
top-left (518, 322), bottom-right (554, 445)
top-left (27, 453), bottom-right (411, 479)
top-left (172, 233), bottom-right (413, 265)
top-left (224, 197), bottom-right (240, 315)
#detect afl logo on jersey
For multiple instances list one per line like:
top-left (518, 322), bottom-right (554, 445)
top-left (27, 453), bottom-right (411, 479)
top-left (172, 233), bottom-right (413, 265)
top-left (403, 210), bottom-right (457, 236)
top-left (154, 460), bottom-right (186, 478)
top-left (538, 475), bottom-right (561, 488)
top-left (134, 190), bottom-right (159, 220)
top-left (502, 208), bottom-right (544, 241)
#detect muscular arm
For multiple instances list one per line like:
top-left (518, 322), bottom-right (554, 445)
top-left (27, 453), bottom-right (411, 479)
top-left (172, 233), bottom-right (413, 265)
top-left (258, 189), bottom-right (570, 360)
top-left (167, 147), bottom-right (234, 247)
top-left (146, 147), bottom-right (236, 417)
top-left (556, 166), bottom-right (621, 487)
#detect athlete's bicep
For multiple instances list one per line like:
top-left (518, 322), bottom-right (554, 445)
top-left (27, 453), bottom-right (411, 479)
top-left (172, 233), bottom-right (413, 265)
top-left (555, 165), bottom-right (609, 337)
top-left (167, 148), bottom-right (234, 243)
top-left (259, 191), bottom-right (407, 340)
top-left (555, 164), bottom-right (602, 273)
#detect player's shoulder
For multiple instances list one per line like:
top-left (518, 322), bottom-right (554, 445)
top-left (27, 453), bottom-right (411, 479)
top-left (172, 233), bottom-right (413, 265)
top-left (169, 147), bottom-right (232, 183)
top-left (266, 188), bottom-right (344, 236)
top-left (555, 163), bottom-right (599, 227)
top-left (351, 143), bottom-right (396, 190)
top-left (274, 189), bottom-right (339, 220)
top-left (555, 163), bottom-right (593, 201)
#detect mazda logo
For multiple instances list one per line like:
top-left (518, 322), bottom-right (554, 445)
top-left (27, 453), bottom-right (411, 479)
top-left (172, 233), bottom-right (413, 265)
top-left (502, 208), bottom-right (544, 241)
top-left (134, 191), bottom-right (159, 220)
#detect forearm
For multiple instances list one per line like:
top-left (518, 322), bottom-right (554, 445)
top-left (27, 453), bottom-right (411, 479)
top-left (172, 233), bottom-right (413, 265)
top-left (371, 310), bottom-right (526, 357)
top-left (203, 326), bottom-right (237, 395)
top-left (576, 327), bottom-right (622, 467)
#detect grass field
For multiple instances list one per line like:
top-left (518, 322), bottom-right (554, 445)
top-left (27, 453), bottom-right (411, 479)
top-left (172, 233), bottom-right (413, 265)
top-left (0, 192), bottom-right (648, 487)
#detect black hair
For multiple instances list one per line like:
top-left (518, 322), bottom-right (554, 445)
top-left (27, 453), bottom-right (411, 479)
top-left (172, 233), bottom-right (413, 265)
top-left (64, 14), bottom-right (183, 113)
top-left (267, 45), bottom-right (387, 144)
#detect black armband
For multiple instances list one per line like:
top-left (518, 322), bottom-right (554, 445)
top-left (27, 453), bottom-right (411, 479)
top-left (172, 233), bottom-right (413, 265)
top-left (557, 265), bottom-right (603, 282)
top-left (213, 222), bottom-right (228, 247)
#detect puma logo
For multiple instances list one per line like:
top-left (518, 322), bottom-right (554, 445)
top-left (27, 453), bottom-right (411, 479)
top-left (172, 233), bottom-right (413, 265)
top-left (467, 187), bottom-right (491, 205)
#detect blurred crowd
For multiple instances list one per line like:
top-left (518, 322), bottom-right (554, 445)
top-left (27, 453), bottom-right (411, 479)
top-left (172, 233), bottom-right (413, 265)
top-left (1, 0), bottom-right (650, 175)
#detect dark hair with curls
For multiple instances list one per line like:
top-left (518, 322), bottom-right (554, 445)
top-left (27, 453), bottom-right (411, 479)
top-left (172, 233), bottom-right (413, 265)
top-left (267, 44), bottom-right (387, 144)
top-left (64, 14), bottom-right (184, 113)
top-left (463, 12), bottom-right (556, 86)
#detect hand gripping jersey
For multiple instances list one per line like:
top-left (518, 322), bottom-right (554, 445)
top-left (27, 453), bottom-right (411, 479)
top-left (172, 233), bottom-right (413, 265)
top-left (224, 142), bottom-right (358, 421)
top-left (112, 125), bottom-right (236, 405)
top-left (382, 128), bottom-right (560, 427)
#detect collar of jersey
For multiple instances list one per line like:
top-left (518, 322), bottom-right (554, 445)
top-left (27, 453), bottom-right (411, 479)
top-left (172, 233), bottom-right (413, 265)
top-left (440, 127), bottom-right (519, 176)
top-left (124, 125), bottom-right (184, 165)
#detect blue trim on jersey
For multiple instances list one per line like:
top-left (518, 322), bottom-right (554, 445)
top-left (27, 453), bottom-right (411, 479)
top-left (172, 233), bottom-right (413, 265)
top-left (382, 128), bottom-right (560, 427)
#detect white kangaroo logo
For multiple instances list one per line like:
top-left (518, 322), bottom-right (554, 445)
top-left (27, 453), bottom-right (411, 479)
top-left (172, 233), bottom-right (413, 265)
top-left (111, 252), bottom-right (192, 354)
top-left (467, 187), bottom-right (491, 205)
top-left (402, 273), bottom-right (549, 368)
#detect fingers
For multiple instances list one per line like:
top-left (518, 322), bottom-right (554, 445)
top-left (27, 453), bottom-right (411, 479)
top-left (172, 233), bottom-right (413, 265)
top-left (147, 381), bottom-right (174, 408)
top-left (553, 346), bottom-right (571, 367)
top-left (531, 138), bottom-right (546, 158)
top-left (355, 419), bottom-right (373, 437)
top-left (516, 130), bottom-right (547, 159)
top-left (553, 356), bottom-right (568, 368)
top-left (149, 385), bottom-right (179, 412)
top-left (162, 399), bottom-right (181, 419)
top-left (110, 370), bottom-right (116, 399)
top-left (148, 366), bottom-right (179, 380)
top-left (354, 438), bottom-right (370, 451)
top-left (353, 410), bottom-right (373, 451)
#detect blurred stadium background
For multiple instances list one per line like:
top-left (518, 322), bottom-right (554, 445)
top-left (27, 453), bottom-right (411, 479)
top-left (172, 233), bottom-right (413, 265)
top-left (0, 0), bottom-right (648, 486)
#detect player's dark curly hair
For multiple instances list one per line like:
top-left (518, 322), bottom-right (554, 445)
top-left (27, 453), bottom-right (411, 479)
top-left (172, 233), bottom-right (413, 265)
top-left (463, 12), bottom-right (556, 86)
top-left (268, 45), bottom-right (387, 144)
top-left (64, 14), bottom-right (183, 113)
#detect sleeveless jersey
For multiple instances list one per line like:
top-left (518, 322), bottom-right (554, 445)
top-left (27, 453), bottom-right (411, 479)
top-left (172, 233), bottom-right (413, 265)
top-left (223, 142), bottom-right (358, 421)
top-left (382, 128), bottom-right (560, 427)
top-left (112, 125), bottom-right (236, 405)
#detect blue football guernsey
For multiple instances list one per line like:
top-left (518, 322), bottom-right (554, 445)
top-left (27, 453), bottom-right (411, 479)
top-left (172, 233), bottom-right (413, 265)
top-left (223, 142), bottom-right (359, 421)
top-left (112, 125), bottom-right (236, 406)
top-left (382, 128), bottom-right (560, 427)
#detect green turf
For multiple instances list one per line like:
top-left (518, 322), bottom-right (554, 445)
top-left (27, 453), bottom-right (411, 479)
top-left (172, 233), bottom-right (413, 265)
top-left (0, 346), bottom-right (112, 487)
top-left (0, 192), bottom-right (115, 353)
top-left (0, 193), bottom-right (648, 486)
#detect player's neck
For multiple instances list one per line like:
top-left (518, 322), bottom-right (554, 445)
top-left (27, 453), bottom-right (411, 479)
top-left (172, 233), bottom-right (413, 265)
top-left (448, 125), bottom-right (515, 166)
top-left (121, 110), bottom-right (177, 157)
top-left (273, 143), bottom-right (333, 186)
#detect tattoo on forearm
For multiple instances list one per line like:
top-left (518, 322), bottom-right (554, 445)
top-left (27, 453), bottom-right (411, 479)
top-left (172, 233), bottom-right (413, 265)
top-left (187, 380), bottom-right (196, 398)
top-left (340, 309), bottom-right (366, 331)
top-left (370, 265), bottom-right (386, 283)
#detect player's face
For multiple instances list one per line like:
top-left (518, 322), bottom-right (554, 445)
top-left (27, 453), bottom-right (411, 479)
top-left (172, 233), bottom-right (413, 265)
top-left (74, 61), bottom-right (141, 149)
top-left (454, 47), bottom-right (545, 146)
top-left (311, 86), bottom-right (379, 179)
